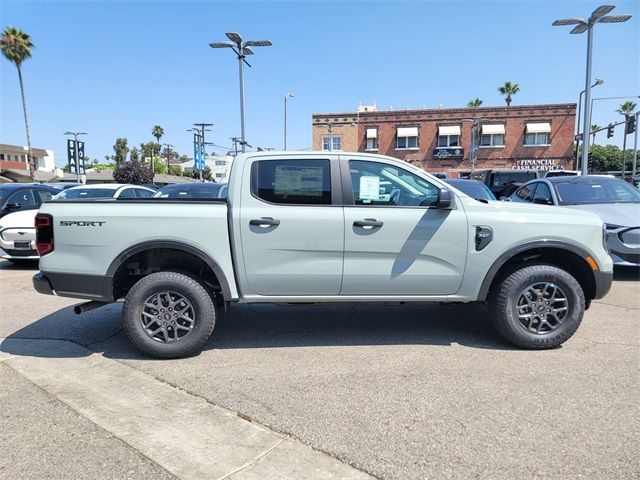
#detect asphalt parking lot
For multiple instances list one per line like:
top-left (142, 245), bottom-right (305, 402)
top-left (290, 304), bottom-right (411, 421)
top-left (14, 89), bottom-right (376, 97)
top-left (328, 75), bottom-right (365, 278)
top-left (1, 259), bottom-right (638, 480)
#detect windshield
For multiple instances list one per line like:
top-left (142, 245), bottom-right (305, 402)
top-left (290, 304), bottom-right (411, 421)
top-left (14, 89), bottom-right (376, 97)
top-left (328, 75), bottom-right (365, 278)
top-left (54, 188), bottom-right (116, 199)
top-left (447, 180), bottom-right (496, 201)
top-left (555, 179), bottom-right (640, 205)
top-left (154, 184), bottom-right (223, 199)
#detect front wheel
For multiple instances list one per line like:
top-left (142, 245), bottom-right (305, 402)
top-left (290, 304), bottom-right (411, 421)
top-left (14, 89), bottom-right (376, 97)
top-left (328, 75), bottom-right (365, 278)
top-left (488, 264), bottom-right (585, 349)
top-left (122, 271), bottom-right (216, 358)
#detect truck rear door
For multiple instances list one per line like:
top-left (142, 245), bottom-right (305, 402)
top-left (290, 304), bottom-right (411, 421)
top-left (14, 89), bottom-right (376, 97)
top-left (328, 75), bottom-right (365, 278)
top-left (238, 156), bottom-right (344, 296)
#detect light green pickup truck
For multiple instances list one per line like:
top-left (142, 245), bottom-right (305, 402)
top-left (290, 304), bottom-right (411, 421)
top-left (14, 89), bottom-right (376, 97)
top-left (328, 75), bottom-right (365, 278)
top-left (33, 152), bottom-right (613, 358)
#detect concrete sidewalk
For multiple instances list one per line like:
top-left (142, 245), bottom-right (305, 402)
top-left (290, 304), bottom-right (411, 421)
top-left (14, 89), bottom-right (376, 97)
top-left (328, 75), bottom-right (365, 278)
top-left (0, 338), bottom-right (373, 480)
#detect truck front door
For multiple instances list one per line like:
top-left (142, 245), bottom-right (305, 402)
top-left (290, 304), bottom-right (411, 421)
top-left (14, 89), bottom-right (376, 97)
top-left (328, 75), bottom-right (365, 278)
top-left (238, 157), bottom-right (344, 296)
top-left (340, 157), bottom-right (467, 296)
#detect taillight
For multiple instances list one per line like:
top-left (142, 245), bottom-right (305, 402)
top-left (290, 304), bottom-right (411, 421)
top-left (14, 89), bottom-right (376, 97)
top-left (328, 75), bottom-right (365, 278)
top-left (35, 214), bottom-right (54, 256)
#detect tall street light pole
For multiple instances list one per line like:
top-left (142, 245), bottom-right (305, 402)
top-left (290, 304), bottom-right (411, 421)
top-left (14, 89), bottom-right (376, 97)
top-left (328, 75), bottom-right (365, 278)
top-left (63, 131), bottom-right (87, 183)
top-left (553, 4), bottom-right (632, 175)
top-left (210, 33), bottom-right (272, 154)
top-left (575, 78), bottom-right (604, 166)
top-left (284, 92), bottom-right (294, 150)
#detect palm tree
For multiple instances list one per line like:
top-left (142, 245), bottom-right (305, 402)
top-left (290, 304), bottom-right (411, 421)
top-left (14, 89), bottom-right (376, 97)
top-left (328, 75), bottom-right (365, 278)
top-left (1, 27), bottom-right (35, 180)
top-left (467, 98), bottom-right (483, 108)
top-left (616, 100), bottom-right (637, 116)
top-left (498, 81), bottom-right (520, 107)
top-left (151, 125), bottom-right (164, 171)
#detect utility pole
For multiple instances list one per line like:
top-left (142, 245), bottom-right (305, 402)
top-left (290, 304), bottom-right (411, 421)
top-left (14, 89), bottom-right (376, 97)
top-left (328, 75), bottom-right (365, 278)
top-left (163, 144), bottom-right (173, 172)
top-left (230, 137), bottom-right (240, 156)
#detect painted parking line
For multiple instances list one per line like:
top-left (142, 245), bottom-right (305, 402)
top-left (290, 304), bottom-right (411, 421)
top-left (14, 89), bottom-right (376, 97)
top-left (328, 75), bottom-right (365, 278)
top-left (0, 338), bottom-right (373, 480)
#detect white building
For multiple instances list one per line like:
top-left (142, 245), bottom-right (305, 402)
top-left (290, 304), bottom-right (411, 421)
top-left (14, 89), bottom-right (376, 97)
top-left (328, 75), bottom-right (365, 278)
top-left (0, 144), bottom-right (55, 172)
top-left (178, 154), bottom-right (234, 183)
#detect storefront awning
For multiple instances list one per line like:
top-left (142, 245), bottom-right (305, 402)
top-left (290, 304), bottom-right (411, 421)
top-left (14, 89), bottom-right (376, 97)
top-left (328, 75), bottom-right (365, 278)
top-left (366, 128), bottom-right (377, 139)
top-left (439, 125), bottom-right (461, 136)
top-left (481, 124), bottom-right (505, 135)
top-left (526, 122), bottom-right (551, 133)
top-left (397, 127), bottom-right (418, 137)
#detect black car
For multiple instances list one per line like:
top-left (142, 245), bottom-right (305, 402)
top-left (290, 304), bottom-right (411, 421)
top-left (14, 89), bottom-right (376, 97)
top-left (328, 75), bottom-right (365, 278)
top-left (468, 169), bottom-right (540, 199)
top-left (445, 179), bottom-right (496, 202)
top-left (0, 183), bottom-right (61, 219)
top-left (153, 182), bottom-right (227, 199)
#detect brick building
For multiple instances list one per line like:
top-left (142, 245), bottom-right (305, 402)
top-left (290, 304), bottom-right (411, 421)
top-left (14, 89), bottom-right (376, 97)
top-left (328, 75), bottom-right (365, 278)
top-left (312, 103), bottom-right (576, 175)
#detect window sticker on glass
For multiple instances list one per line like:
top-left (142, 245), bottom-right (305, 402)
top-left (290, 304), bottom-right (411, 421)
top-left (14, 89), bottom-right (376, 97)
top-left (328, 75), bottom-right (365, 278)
top-left (274, 166), bottom-right (324, 197)
top-left (359, 175), bottom-right (381, 201)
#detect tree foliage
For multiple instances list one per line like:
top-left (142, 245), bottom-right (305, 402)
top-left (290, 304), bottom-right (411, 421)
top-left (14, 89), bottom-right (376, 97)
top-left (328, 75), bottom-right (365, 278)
top-left (498, 81), bottom-right (520, 106)
top-left (1, 26), bottom-right (35, 180)
top-left (588, 144), bottom-right (636, 172)
top-left (467, 98), bottom-right (483, 108)
top-left (113, 160), bottom-right (154, 185)
top-left (152, 125), bottom-right (164, 144)
top-left (113, 137), bottom-right (129, 164)
top-left (617, 101), bottom-right (637, 115)
top-left (130, 146), bottom-right (139, 162)
top-left (191, 166), bottom-right (213, 181)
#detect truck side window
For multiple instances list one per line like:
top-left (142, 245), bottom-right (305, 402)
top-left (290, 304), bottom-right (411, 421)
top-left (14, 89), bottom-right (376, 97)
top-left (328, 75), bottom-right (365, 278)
top-left (349, 160), bottom-right (439, 207)
top-left (251, 159), bottom-right (331, 205)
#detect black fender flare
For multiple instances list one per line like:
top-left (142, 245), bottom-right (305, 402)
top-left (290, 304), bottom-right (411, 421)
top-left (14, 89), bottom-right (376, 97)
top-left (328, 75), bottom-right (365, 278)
top-left (106, 240), bottom-right (234, 302)
top-left (477, 240), bottom-right (598, 301)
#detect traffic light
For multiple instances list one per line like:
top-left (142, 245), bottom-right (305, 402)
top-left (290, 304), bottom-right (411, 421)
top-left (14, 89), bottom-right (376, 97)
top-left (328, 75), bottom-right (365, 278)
top-left (607, 123), bottom-right (615, 138)
top-left (626, 114), bottom-right (636, 135)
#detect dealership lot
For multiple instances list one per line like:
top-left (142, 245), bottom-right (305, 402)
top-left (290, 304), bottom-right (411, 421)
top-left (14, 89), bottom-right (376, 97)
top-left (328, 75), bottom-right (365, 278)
top-left (1, 260), bottom-right (638, 480)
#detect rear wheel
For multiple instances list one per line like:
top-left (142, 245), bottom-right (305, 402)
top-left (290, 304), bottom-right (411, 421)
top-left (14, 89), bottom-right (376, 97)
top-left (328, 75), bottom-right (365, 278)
top-left (122, 271), bottom-right (216, 358)
top-left (488, 264), bottom-right (585, 349)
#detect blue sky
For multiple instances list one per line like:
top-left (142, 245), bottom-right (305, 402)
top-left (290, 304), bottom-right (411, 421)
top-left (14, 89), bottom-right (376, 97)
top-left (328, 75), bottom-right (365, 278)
top-left (1, 0), bottom-right (638, 167)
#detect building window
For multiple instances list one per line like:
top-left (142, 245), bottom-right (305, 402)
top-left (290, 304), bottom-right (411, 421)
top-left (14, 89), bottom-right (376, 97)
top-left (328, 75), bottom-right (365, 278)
top-left (365, 128), bottom-right (378, 150)
top-left (524, 123), bottom-right (551, 146)
top-left (524, 132), bottom-right (550, 145)
top-left (215, 160), bottom-right (226, 166)
top-left (396, 127), bottom-right (418, 149)
top-left (322, 136), bottom-right (342, 151)
top-left (480, 124), bottom-right (505, 147)
top-left (251, 159), bottom-right (331, 205)
top-left (215, 173), bottom-right (225, 178)
top-left (437, 135), bottom-right (460, 148)
top-left (437, 125), bottom-right (461, 148)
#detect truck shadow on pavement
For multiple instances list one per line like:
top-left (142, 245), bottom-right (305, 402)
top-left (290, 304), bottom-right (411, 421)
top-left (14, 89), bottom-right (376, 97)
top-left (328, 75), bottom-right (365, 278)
top-left (2, 302), bottom-right (518, 360)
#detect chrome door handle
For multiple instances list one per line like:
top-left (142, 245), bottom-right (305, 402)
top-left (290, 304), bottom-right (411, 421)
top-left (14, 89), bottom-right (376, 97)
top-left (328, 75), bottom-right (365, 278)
top-left (353, 219), bottom-right (383, 229)
top-left (249, 217), bottom-right (280, 227)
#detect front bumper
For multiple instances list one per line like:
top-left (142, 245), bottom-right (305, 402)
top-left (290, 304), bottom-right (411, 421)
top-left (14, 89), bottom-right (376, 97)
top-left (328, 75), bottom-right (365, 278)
top-left (606, 227), bottom-right (640, 267)
top-left (593, 270), bottom-right (613, 299)
top-left (0, 228), bottom-right (38, 260)
top-left (0, 246), bottom-right (39, 260)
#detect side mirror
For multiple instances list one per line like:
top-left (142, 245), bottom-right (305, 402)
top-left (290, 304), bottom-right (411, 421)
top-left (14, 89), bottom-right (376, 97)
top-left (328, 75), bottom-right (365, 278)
top-left (436, 188), bottom-right (453, 209)
top-left (533, 197), bottom-right (552, 205)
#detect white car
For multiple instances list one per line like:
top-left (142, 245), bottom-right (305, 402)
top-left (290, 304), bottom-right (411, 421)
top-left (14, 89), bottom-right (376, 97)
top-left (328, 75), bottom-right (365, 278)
top-left (1, 184), bottom-right (156, 264)
top-left (53, 183), bottom-right (156, 200)
top-left (0, 208), bottom-right (40, 263)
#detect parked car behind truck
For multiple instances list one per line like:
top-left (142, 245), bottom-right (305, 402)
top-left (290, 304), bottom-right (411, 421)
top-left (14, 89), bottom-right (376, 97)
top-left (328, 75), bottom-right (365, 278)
top-left (507, 175), bottom-right (640, 266)
top-left (33, 152), bottom-right (613, 358)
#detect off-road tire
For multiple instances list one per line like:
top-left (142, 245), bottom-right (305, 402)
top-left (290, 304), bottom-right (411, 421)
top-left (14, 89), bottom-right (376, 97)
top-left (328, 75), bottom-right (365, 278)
top-left (488, 264), bottom-right (585, 349)
top-left (122, 271), bottom-right (216, 358)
